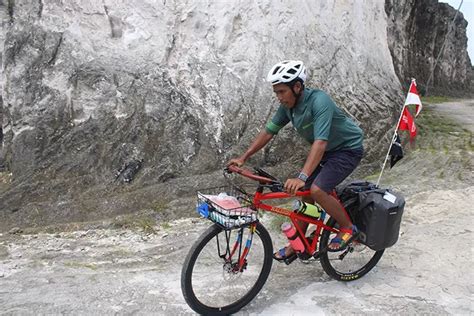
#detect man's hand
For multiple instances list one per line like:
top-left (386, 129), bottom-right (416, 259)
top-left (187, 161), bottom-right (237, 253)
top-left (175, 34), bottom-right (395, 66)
top-left (284, 178), bottom-right (305, 195)
top-left (227, 157), bottom-right (246, 167)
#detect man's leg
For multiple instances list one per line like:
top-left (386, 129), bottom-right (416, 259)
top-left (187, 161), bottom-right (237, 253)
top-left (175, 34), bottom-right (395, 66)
top-left (274, 148), bottom-right (362, 258)
top-left (310, 185), bottom-right (351, 228)
top-left (273, 195), bottom-right (314, 259)
top-left (310, 148), bottom-right (363, 250)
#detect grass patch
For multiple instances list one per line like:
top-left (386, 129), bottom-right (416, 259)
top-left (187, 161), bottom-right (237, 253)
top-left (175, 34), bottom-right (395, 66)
top-left (378, 102), bottom-right (473, 189)
top-left (364, 173), bottom-right (380, 182)
top-left (137, 218), bottom-right (157, 234)
top-left (111, 214), bottom-right (158, 234)
top-left (161, 222), bottom-right (171, 230)
top-left (152, 200), bottom-right (168, 213)
top-left (415, 107), bottom-right (471, 151)
top-left (422, 95), bottom-right (451, 104)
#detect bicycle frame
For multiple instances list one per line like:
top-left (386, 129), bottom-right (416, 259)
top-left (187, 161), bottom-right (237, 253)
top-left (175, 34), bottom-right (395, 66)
top-left (182, 166), bottom-right (386, 315)
top-left (254, 190), bottom-right (339, 256)
top-left (227, 165), bottom-right (343, 258)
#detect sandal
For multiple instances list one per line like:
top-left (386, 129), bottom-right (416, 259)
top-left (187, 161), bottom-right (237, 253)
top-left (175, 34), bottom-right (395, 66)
top-left (272, 246), bottom-right (297, 264)
top-left (327, 225), bottom-right (359, 252)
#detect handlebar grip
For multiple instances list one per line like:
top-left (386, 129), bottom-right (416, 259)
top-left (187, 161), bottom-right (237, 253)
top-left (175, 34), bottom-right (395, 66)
top-left (226, 164), bottom-right (240, 173)
top-left (225, 165), bottom-right (274, 184)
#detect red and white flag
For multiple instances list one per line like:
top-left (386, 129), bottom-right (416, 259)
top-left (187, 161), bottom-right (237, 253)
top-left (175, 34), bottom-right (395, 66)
top-left (404, 79), bottom-right (422, 117)
top-left (398, 107), bottom-right (417, 140)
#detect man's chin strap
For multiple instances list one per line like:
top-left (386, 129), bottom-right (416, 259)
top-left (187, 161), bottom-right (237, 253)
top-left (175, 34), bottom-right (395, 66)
top-left (291, 86), bottom-right (303, 104)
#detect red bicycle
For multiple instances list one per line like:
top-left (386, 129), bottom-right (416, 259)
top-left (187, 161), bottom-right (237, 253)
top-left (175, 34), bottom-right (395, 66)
top-left (181, 165), bottom-right (384, 315)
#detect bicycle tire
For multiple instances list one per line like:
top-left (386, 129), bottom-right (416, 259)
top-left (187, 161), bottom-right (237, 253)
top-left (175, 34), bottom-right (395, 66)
top-left (181, 222), bottom-right (273, 315)
top-left (319, 218), bottom-right (384, 281)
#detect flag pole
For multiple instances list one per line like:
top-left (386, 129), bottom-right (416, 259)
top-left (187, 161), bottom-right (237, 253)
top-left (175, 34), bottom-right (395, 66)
top-left (376, 78), bottom-right (417, 186)
top-left (376, 103), bottom-right (406, 186)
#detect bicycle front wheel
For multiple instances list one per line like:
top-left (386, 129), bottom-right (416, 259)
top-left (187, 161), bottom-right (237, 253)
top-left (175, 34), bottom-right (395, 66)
top-left (319, 218), bottom-right (384, 281)
top-left (181, 222), bottom-right (273, 315)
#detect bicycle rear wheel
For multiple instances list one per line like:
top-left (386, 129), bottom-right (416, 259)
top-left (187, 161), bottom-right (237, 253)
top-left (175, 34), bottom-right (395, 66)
top-left (319, 218), bottom-right (384, 281)
top-left (181, 222), bottom-right (273, 315)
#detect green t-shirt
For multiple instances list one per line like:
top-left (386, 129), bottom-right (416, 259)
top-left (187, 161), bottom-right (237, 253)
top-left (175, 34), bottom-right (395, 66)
top-left (265, 88), bottom-right (363, 152)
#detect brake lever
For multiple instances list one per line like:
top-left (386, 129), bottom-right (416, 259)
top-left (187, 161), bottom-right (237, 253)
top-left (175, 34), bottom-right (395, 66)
top-left (253, 167), bottom-right (279, 181)
top-left (258, 181), bottom-right (284, 192)
top-left (269, 182), bottom-right (284, 192)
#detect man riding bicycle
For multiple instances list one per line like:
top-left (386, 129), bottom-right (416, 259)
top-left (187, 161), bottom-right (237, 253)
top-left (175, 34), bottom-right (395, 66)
top-left (228, 60), bottom-right (364, 259)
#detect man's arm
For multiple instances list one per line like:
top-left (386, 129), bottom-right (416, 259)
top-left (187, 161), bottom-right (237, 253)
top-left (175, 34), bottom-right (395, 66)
top-left (227, 130), bottom-right (274, 166)
top-left (229, 104), bottom-right (288, 167)
top-left (285, 140), bottom-right (327, 194)
top-left (301, 139), bottom-right (327, 176)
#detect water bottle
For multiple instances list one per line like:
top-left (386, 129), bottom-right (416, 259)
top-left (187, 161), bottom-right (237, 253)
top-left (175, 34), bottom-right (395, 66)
top-left (292, 200), bottom-right (325, 220)
top-left (281, 222), bottom-right (305, 253)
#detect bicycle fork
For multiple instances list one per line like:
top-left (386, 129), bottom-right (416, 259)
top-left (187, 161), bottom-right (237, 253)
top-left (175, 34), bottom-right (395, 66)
top-left (216, 224), bottom-right (256, 273)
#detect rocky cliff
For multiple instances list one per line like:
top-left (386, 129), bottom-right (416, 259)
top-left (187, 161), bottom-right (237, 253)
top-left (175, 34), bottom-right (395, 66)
top-left (386, 0), bottom-right (473, 95)
top-left (0, 0), bottom-right (471, 231)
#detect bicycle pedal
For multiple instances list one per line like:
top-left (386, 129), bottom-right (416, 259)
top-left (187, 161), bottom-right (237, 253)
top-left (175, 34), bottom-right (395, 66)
top-left (312, 252), bottom-right (322, 260)
top-left (297, 252), bottom-right (311, 260)
top-left (300, 257), bottom-right (318, 264)
top-left (283, 253), bottom-right (298, 265)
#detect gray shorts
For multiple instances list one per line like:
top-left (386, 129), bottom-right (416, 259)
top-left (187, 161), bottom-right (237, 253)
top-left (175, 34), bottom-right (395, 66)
top-left (304, 147), bottom-right (363, 193)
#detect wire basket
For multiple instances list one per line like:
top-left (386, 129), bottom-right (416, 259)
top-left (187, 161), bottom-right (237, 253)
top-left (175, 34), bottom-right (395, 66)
top-left (196, 185), bottom-right (258, 229)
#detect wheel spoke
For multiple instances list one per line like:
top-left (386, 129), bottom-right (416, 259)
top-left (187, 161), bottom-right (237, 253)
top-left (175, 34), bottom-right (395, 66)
top-left (320, 219), bottom-right (384, 281)
top-left (182, 223), bottom-right (272, 313)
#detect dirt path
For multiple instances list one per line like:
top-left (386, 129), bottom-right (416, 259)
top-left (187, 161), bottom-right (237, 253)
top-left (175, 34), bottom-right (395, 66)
top-left (428, 99), bottom-right (474, 133)
top-left (0, 100), bottom-right (473, 315)
top-left (0, 186), bottom-right (471, 315)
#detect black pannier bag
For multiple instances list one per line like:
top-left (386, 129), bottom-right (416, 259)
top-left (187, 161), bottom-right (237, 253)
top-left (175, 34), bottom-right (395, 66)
top-left (336, 181), bottom-right (405, 251)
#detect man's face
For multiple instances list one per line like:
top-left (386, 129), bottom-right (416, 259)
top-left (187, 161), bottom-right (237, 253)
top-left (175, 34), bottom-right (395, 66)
top-left (272, 83), bottom-right (300, 108)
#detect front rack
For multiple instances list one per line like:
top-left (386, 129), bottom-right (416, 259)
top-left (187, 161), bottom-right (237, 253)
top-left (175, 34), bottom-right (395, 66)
top-left (196, 185), bottom-right (258, 229)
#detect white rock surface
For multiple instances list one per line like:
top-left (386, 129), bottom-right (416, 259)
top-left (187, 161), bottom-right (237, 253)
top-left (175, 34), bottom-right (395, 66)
top-left (2, 0), bottom-right (401, 173)
top-left (0, 0), bottom-right (410, 229)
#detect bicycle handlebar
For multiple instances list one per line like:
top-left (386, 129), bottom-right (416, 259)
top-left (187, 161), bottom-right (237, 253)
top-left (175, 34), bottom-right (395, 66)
top-left (226, 165), bottom-right (276, 184)
top-left (226, 165), bottom-right (312, 197)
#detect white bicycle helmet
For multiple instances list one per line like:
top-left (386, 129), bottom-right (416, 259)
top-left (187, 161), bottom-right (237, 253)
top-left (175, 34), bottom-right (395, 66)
top-left (266, 60), bottom-right (307, 85)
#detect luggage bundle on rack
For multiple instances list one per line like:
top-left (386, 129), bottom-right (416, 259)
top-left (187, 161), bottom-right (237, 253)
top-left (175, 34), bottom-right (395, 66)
top-left (196, 186), bottom-right (258, 229)
top-left (337, 181), bottom-right (405, 251)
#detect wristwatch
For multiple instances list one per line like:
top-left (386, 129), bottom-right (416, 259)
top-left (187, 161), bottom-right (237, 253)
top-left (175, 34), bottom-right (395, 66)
top-left (297, 172), bottom-right (308, 182)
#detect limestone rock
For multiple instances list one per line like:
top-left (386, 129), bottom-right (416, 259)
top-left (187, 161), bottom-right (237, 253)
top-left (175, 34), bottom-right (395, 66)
top-left (386, 0), bottom-right (473, 95)
top-left (0, 0), bottom-right (471, 230)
